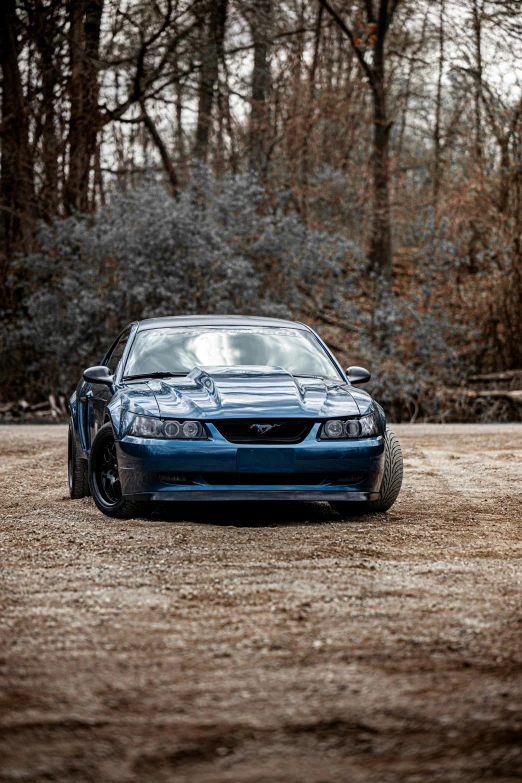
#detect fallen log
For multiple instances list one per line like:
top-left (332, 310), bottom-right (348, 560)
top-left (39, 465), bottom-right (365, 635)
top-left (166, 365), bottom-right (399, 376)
top-left (468, 370), bottom-right (522, 383)
top-left (441, 387), bottom-right (522, 405)
top-left (0, 396), bottom-right (68, 419)
top-left (48, 394), bottom-right (62, 418)
top-left (30, 401), bottom-right (51, 411)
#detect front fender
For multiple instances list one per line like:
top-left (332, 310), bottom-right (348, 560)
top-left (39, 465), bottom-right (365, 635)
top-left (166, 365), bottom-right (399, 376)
top-left (374, 401), bottom-right (387, 432)
top-left (69, 386), bottom-right (89, 459)
top-left (69, 390), bottom-right (78, 423)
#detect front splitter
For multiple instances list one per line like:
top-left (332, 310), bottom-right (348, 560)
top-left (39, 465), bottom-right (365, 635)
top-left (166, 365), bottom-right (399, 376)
top-left (124, 490), bottom-right (380, 502)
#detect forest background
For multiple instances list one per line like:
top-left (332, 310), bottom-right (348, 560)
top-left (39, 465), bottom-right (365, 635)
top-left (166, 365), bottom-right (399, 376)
top-left (1, 0), bottom-right (521, 421)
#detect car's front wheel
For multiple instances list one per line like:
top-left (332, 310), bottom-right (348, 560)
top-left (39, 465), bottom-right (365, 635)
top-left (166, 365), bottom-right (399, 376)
top-left (89, 423), bottom-right (144, 518)
top-left (330, 428), bottom-right (403, 518)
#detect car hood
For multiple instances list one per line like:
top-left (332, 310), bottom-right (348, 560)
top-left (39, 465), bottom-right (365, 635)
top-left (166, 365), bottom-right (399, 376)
top-left (118, 366), bottom-right (373, 421)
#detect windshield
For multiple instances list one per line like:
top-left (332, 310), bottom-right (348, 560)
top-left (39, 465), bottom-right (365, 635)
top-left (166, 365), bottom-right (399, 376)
top-left (123, 327), bottom-right (343, 381)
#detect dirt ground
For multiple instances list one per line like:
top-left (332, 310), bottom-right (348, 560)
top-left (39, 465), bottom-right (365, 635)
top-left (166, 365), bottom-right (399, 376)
top-left (0, 423), bottom-right (521, 783)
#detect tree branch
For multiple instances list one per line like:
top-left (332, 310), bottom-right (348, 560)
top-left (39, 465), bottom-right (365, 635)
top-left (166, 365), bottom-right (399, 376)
top-left (386, 0), bottom-right (401, 32)
top-left (139, 98), bottom-right (178, 195)
top-left (365, 0), bottom-right (376, 25)
top-left (318, 0), bottom-right (375, 86)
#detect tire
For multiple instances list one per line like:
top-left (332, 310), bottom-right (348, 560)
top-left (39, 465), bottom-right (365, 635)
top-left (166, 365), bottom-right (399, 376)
top-left (68, 419), bottom-right (90, 498)
top-left (88, 422), bottom-right (144, 519)
top-left (330, 428), bottom-right (403, 518)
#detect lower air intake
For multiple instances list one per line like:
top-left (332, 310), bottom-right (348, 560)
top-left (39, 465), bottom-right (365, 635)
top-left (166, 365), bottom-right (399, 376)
top-left (201, 473), bottom-right (328, 486)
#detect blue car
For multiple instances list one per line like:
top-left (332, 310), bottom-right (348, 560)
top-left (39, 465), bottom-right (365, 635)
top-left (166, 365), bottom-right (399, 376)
top-left (68, 315), bottom-right (403, 518)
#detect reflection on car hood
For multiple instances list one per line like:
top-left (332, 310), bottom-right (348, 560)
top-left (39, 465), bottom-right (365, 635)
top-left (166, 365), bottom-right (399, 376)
top-left (124, 366), bottom-right (372, 419)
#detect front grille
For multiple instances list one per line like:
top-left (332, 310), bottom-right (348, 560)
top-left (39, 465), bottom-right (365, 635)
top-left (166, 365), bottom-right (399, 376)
top-left (213, 419), bottom-right (313, 444)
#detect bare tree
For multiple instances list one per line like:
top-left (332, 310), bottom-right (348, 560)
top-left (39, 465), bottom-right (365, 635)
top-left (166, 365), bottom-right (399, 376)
top-left (471, 0), bottom-right (484, 171)
top-left (64, 0), bottom-right (104, 214)
top-left (300, 3), bottom-right (323, 218)
top-left (433, 0), bottom-right (445, 204)
top-left (0, 0), bottom-right (36, 272)
top-left (249, 0), bottom-right (272, 174)
top-left (194, 0), bottom-right (228, 161)
top-left (33, 0), bottom-right (62, 220)
top-left (318, 0), bottom-right (401, 283)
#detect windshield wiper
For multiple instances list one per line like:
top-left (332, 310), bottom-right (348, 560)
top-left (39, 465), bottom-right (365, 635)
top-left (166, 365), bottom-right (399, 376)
top-left (123, 372), bottom-right (188, 381)
top-left (293, 374), bottom-right (336, 381)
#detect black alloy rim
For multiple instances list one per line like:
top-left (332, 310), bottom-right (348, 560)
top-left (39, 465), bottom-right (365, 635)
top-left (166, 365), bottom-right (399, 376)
top-left (96, 439), bottom-right (122, 505)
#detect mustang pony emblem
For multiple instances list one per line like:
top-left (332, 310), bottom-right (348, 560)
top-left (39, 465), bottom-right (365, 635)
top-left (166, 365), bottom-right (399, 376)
top-left (250, 423), bottom-right (281, 434)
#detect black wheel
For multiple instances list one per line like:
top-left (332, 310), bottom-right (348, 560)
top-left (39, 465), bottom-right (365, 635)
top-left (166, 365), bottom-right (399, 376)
top-left (68, 419), bottom-right (90, 498)
top-left (89, 423), bottom-right (144, 518)
top-left (330, 428), bottom-right (403, 518)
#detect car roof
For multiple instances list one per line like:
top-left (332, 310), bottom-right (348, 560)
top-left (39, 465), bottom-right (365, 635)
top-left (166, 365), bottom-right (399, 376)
top-left (136, 315), bottom-right (309, 331)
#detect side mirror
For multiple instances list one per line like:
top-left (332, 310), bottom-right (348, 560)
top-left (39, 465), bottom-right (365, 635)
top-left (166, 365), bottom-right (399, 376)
top-left (346, 366), bottom-right (371, 385)
top-left (83, 365), bottom-right (114, 387)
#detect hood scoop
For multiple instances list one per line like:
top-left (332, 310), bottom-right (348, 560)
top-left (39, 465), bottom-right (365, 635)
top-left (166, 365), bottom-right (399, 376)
top-left (146, 365), bottom-right (362, 420)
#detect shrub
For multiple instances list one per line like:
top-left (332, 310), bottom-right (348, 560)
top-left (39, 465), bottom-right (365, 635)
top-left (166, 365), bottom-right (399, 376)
top-left (1, 168), bottom-right (357, 399)
top-left (1, 168), bottom-right (499, 422)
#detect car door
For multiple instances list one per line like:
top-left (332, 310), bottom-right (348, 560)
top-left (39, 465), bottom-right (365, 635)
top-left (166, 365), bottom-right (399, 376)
top-left (87, 326), bottom-right (132, 448)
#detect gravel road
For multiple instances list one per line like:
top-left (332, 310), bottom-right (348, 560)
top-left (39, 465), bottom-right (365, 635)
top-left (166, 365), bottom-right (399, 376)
top-left (1, 423), bottom-right (521, 782)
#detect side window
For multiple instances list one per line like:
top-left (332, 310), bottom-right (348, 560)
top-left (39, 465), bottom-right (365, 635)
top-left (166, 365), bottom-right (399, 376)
top-left (106, 328), bottom-right (132, 376)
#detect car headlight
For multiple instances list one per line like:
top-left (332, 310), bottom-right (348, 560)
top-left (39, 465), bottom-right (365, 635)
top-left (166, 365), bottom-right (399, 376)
top-left (129, 416), bottom-right (206, 439)
top-left (320, 412), bottom-right (381, 439)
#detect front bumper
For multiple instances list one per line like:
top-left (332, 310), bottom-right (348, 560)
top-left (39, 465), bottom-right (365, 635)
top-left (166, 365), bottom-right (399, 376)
top-left (116, 423), bottom-right (385, 502)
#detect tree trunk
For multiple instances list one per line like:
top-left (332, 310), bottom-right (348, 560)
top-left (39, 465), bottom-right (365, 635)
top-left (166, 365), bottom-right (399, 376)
top-left (83, 0), bottom-right (104, 211)
top-left (64, 0), bottom-right (103, 214)
top-left (35, 0), bottom-right (60, 221)
top-left (0, 0), bottom-right (36, 287)
top-left (140, 99), bottom-right (178, 196)
top-left (370, 79), bottom-right (392, 283)
top-left (40, 51), bottom-right (60, 219)
top-left (193, 0), bottom-right (228, 161)
top-left (472, 0), bottom-right (483, 171)
top-left (301, 4), bottom-right (323, 219)
top-left (249, 0), bottom-right (272, 174)
top-left (433, 0), bottom-right (445, 205)
top-left (174, 60), bottom-right (185, 161)
top-left (318, 0), bottom-right (399, 285)
top-left (369, 16), bottom-right (392, 283)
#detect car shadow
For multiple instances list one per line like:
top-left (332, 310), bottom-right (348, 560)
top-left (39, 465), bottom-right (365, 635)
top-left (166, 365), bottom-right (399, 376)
top-left (149, 500), bottom-right (342, 527)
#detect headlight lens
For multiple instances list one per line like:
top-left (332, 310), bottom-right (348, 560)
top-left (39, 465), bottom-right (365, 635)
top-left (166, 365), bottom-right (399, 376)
top-left (182, 420), bottom-right (201, 438)
top-left (320, 412), bottom-right (381, 439)
top-left (359, 412), bottom-right (381, 437)
top-left (130, 415), bottom-right (164, 439)
top-left (164, 420), bottom-right (180, 438)
top-left (129, 416), bottom-right (206, 439)
top-left (324, 419), bottom-right (344, 438)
